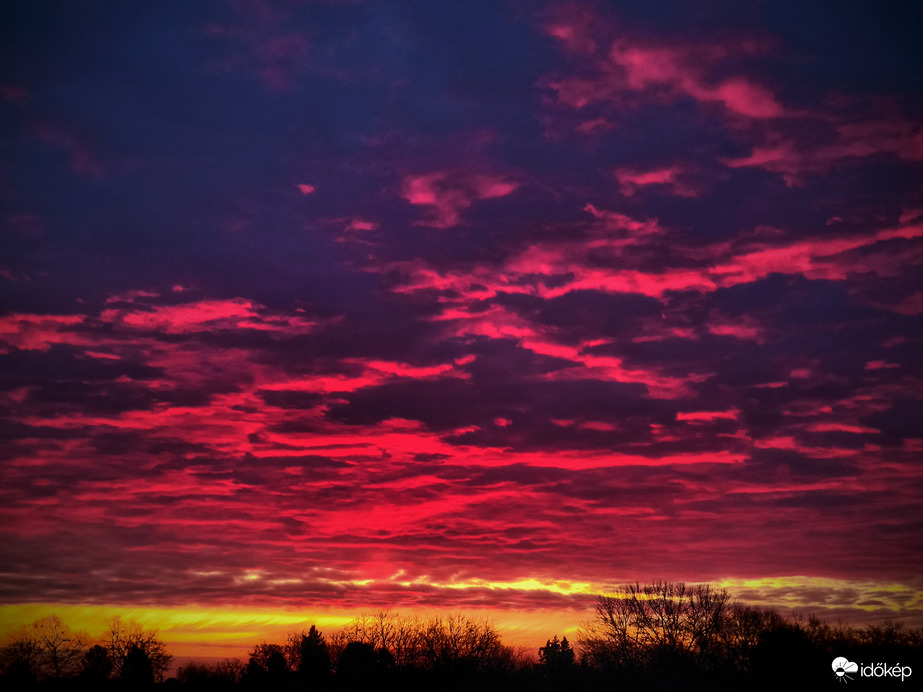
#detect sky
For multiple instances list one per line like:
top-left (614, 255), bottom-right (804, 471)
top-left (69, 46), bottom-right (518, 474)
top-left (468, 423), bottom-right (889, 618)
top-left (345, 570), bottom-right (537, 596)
top-left (2, 0), bottom-right (923, 658)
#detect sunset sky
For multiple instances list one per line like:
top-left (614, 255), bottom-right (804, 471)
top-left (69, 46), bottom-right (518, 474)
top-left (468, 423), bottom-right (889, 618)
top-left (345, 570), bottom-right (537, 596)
top-left (2, 0), bottom-right (922, 659)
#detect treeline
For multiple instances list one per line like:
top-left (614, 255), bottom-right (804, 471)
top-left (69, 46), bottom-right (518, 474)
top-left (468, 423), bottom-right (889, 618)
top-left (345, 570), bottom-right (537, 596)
top-left (0, 614), bottom-right (171, 689)
top-left (210, 614), bottom-right (527, 692)
top-left (577, 581), bottom-right (922, 690)
top-left (2, 582), bottom-right (922, 691)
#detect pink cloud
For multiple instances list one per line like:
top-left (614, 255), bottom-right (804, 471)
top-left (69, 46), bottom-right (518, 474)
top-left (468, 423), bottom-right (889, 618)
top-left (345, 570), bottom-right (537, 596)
top-left (545, 76), bottom-right (622, 110)
top-left (105, 289), bottom-right (161, 304)
top-left (388, 204), bottom-right (712, 306)
top-left (535, 348), bottom-right (705, 399)
top-left (388, 205), bottom-right (922, 344)
top-left (700, 78), bottom-right (785, 118)
top-left (677, 409), bottom-right (740, 423)
top-left (543, 4), bottom-right (600, 55)
top-left (424, 296), bottom-right (705, 398)
top-left (706, 313), bottom-right (765, 342)
top-left (864, 360), bottom-right (900, 371)
top-left (575, 117), bottom-right (615, 134)
top-left (543, 14), bottom-right (785, 122)
top-left (256, 358), bottom-right (463, 400)
top-left (711, 219), bottom-right (923, 286)
top-left (333, 217), bottom-right (380, 245)
top-left (346, 219), bottom-right (377, 232)
top-left (725, 114), bottom-right (923, 184)
top-left (803, 422), bottom-right (878, 434)
top-left (100, 298), bottom-right (316, 335)
top-left (402, 171), bottom-right (519, 228)
top-left (614, 165), bottom-right (698, 197)
top-left (0, 313), bottom-right (87, 351)
top-left (204, 4), bottom-right (312, 92)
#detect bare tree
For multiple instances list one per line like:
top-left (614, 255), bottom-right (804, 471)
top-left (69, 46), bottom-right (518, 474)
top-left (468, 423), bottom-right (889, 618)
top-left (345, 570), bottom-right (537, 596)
top-left (417, 614), bottom-right (505, 673)
top-left (32, 615), bottom-right (89, 679)
top-left (578, 589), bottom-right (643, 668)
top-left (0, 616), bottom-right (88, 681)
top-left (578, 581), bottom-right (734, 668)
top-left (0, 624), bottom-right (42, 683)
top-left (717, 604), bottom-right (783, 668)
top-left (336, 610), bottom-right (424, 669)
top-left (104, 616), bottom-right (172, 682)
top-left (335, 611), bottom-right (508, 674)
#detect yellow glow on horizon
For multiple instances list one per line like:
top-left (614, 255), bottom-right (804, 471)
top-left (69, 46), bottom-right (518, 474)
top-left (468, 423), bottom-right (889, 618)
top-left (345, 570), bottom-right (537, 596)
top-left (0, 603), bottom-right (354, 658)
top-left (713, 576), bottom-right (923, 613)
top-left (3, 575), bottom-right (919, 662)
top-left (0, 601), bottom-right (583, 661)
top-left (435, 577), bottom-right (597, 596)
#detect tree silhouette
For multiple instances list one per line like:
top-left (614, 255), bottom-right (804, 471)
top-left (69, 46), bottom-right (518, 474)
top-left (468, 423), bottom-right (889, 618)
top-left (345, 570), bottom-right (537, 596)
top-left (0, 616), bottom-right (88, 683)
top-left (297, 625), bottom-right (331, 686)
top-left (104, 616), bottom-right (172, 682)
top-left (335, 641), bottom-right (380, 689)
top-left (32, 615), bottom-right (89, 679)
top-left (121, 644), bottom-right (155, 688)
top-left (418, 614), bottom-right (505, 674)
top-left (579, 581), bottom-right (732, 670)
top-left (243, 641), bottom-right (290, 690)
top-left (538, 635), bottom-right (575, 689)
top-left (78, 644), bottom-right (113, 686)
top-left (0, 624), bottom-right (41, 686)
top-left (177, 657), bottom-right (246, 689)
top-left (334, 610), bottom-right (423, 670)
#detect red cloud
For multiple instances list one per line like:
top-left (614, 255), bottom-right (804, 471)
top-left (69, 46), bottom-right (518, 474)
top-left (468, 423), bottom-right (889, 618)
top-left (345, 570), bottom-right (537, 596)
top-left (677, 409), bottom-right (740, 423)
top-left (387, 205), bottom-right (923, 342)
top-left (711, 220), bottom-right (923, 286)
top-left (0, 313), bottom-right (87, 351)
top-left (726, 114), bottom-right (923, 184)
top-left (402, 171), bottom-right (519, 228)
top-left (543, 10), bottom-right (784, 121)
top-left (101, 298), bottom-right (315, 335)
top-left (543, 3), bottom-right (600, 55)
top-left (614, 165), bottom-right (699, 197)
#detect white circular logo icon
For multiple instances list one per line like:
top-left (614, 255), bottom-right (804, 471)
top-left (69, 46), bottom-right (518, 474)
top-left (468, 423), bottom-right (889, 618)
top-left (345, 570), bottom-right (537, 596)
top-left (832, 657), bottom-right (858, 683)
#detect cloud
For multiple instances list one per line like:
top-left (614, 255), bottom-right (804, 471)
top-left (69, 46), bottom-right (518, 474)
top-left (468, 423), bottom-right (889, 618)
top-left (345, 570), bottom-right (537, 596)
top-left (100, 298), bottom-right (316, 335)
top-left (615, 165), bottom-right (699, 197)
top-left (542, 7), bottom-right (785, 121)
top-left (0, 314), bottom-right (87, 351)
top-left (725, 114), bottom-right (923, 184)
top-left (203, 2), bottom-right (312, 92)
top-left (402, 171), bottom-right (519, 228)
